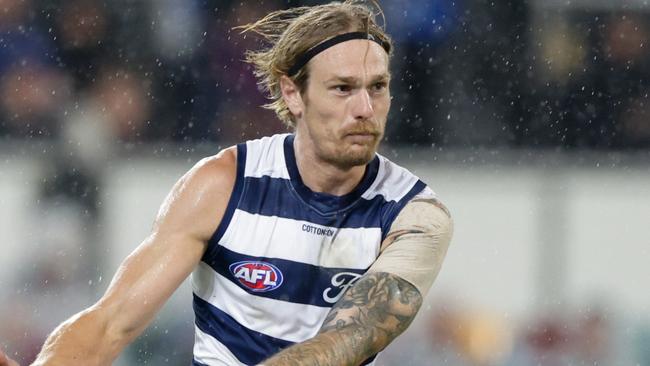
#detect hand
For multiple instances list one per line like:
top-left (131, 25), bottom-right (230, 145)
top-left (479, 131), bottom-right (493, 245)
top-left (0, 349), bottom-right (19, 366)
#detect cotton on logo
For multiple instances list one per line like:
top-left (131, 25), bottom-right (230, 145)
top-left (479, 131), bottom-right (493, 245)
top-left (229, 261), bottom-right (284, 292)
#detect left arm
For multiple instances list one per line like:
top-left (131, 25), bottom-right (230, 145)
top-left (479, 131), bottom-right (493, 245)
top-left (263, 271), bottom-right (421, 366)
top-left (262, 197), bottom-right (453, 365)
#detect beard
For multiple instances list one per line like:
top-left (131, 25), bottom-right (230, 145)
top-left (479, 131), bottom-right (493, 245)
top-left (316, 130), bottom-right (382, 170)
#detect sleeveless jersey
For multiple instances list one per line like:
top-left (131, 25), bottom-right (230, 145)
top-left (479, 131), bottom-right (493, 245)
top-left (191, 133), bottom-right (429, 365)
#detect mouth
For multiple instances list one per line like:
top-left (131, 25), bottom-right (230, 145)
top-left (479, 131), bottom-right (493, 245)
top-left (344, 132), bottom-right (379, 144)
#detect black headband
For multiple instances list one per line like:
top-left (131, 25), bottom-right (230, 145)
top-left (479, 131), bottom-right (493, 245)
top-left (287, 31), bottom-right (389, 77)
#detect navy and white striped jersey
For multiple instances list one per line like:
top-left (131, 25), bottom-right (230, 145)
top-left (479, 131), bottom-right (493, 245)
top-left (191, 133), bottom-right (430, 365)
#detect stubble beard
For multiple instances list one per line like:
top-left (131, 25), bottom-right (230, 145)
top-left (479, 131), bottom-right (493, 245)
top-left (318, 134), bottom-right (381, 170)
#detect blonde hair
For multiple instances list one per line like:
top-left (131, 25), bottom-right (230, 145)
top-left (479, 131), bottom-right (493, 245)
top-left (236, 0), bottom-right (392, 128)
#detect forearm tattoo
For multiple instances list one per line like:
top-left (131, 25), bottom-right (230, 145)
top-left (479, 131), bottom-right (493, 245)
top-left (262, 272), bottom-right (422, 366)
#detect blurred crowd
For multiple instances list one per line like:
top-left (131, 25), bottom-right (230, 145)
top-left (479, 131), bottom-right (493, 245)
top-left (1, 0), bottom-right (649, 148)
top-left (380, 297), bottom-right (650, 366)
top-left (2, 0), bottom-right (650, 365)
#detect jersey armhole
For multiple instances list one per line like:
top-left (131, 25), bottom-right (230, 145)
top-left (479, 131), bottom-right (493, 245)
top-left (380, 180), bottom-right (427, 241)
top-left (202, 143), bottom-right (247, 261)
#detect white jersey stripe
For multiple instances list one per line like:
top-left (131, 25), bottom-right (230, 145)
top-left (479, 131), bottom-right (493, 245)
top-left (192, 262), bottom-right (329, 343)
top-left (361, 155), bottom-right (422, 202)
top-left (244, 134), bottom-right (291, 179)
top-left (220, 209), bottom-right (381, 269)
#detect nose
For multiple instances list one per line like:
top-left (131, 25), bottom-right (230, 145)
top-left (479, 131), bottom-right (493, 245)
top-left (351, 89), bottom-right (374, 120)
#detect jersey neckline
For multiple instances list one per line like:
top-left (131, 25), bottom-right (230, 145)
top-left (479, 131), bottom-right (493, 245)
top-left (283, 134), bottom-right (380, 214)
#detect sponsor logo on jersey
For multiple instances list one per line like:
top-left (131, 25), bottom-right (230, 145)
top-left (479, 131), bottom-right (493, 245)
top-left (229, 261), bottom-right (284, 292)
top-left (302, 224), bottom-right (335, 237)
top-left (323, 272), bottom-right (362, 303)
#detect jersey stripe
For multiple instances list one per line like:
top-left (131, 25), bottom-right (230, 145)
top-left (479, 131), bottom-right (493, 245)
top-left (217, 210), bottom-right (381, 268)
top-left (378, 179), bottom-right (427, 236)
top-left (202, 143), bottom-right (247, 262)
top-left (193, 325), bottom-right (242, 366)
top-left (200, 245), bottom-right (366, 308)
top-left (192, 295), bottom-right (377, 366)
top-left (194, 294), bottom-right (293, 365)
top-left (244, 134), bottom-right (290, 179)
top-left (238, 175), bottom-right (388, 227)
top-left (193, 262), bottom-right (330, 342)
top-left (362, 155), bottom-right (423, 202)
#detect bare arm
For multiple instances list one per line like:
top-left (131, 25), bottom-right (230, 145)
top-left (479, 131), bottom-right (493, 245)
top-left (28, 148), bottom-right (237, 366)
top-left (263, 198), bottom-right (453, 366)
top-left (263, 271), bottom-right (422, 366)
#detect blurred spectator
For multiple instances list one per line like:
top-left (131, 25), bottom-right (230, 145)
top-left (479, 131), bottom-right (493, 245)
top-left (573, 307), bottom-right (612, 365)
top-left (619, 91), bottom-right (650, 146)
top-left (506, 313), bottom-right (573, 366)
top-left (381, 298), bottom-right (512, 366)
top-left (514, 13), bottom-right (592, 147)
top-left (516, 10), bottom-right (650, 149)
top-left (383, 0), bottom-right (462, 144)
top-left (604, 14), bottom-right (650, 147)
top-left (0, 0), bottom-right (70, 138)
top-left (60, 65), bottom-right (151, 173)
top-left (145, 0), bottom-right (212, 142)
top-left (49, 0), bottom-right (110, 91)
top-left (605, 13), bottom-right (648, 67)
top-left (388, 0), bottom-right (528, 147)
top-left (0, 0), bottom-right (55, 73)
top-left (0, 64), bottom-right (71, 137)
top-left (580, 12), bottom-right (650, 149)
top-left (89, 67), bottom-right (151, 141)
top-left (202, 1), bottom-right (286, 142)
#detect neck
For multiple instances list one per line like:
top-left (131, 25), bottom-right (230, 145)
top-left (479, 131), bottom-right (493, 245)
top-left (293, 133), bottom-right (368, 196)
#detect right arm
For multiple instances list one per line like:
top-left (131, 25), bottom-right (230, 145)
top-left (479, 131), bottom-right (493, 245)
top-left (27, 148), bottom-right (237, 366)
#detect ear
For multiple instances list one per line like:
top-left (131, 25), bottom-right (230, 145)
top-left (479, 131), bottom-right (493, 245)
top-left (280, 75), bottom-right (304, 120)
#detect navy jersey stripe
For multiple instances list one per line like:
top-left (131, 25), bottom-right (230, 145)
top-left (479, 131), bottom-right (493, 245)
top-left (191, 359), bottom-right (209, 366)
top-left (379, 179), bottom-right (427, 240)
top-left (203, 143), bottom-right (247, 262)
top-left (193, 294), bottom-right (293, 365)
top-left (202, 244), bottom-right (366, 308)
top-left (238, 175), bottom-right (390, 228)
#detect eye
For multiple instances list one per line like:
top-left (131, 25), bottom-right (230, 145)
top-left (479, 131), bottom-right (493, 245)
top-left (333, 84), bottom-right (352, 93)
top-left (371, 82), bottom-right (387, 92)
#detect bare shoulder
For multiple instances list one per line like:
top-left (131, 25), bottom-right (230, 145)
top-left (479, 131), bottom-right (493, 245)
top-left (189, 146), bottom-right (238, 185)
top-left (153, 146), bottom-right (238, 240)
top-left (174, 146), bottom-right (238, 200)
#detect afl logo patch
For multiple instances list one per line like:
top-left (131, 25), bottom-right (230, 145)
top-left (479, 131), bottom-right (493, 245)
top-left (229, 261), bottom-right (284, 292)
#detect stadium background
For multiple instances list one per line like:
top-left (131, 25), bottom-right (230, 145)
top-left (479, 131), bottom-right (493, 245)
top-left (1, 0), bottom-right (649, 364)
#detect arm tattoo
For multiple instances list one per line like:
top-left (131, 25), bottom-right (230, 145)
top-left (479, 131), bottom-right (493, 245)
top-left (262, 272), bottom-right (422, 366)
